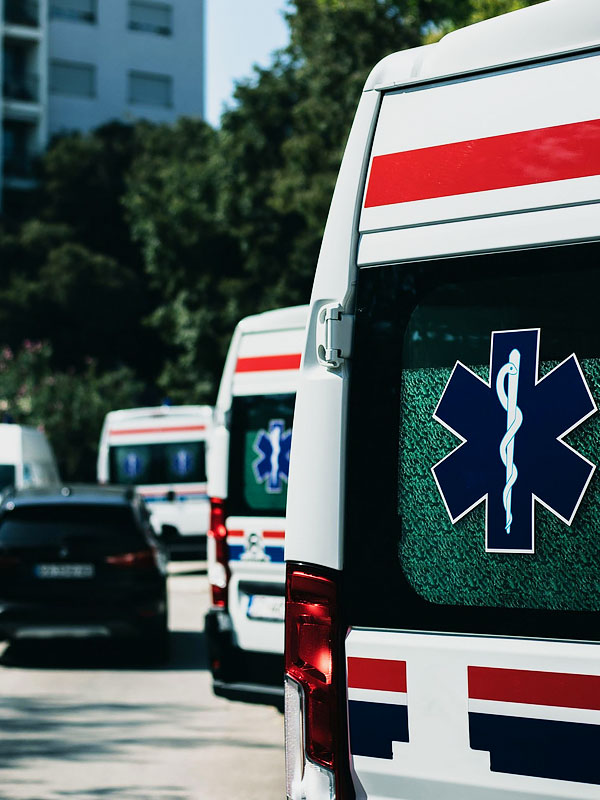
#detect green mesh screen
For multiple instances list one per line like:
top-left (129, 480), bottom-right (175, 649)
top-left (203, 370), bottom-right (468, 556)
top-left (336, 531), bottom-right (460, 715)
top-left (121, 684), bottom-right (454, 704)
top-left (228, 393), bottom-right (295, 516)
top-left (399, 358), bottom-right (600, 612)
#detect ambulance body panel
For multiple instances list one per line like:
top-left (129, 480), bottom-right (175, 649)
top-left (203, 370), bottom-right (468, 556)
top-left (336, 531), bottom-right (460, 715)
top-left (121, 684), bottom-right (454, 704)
top-left (97, 406), bottom-right (213, 554)
top-left (206, 305), bottom-right (308, 700)
top-left (0, 424), bottom-right (60, 490)
top-left (285, 2), bottom-right (600, 798)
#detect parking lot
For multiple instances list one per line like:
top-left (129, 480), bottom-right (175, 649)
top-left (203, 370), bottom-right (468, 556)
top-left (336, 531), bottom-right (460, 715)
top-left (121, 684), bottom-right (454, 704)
top-left (0, 563), bottom-right (284, 800)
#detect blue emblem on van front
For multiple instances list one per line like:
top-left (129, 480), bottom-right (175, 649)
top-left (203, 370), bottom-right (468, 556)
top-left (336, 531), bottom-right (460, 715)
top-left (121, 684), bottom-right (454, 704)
top-left (432, 329), bottom-right (596, 553)
top-left (124, 451), bottom-right (142, 478)
top-left (253, 419), bottom-right (292, 493)
top-left (173, 448), bottom-right (193, 477)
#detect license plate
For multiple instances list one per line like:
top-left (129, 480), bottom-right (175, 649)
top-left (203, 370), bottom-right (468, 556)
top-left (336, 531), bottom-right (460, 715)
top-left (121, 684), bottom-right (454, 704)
top-left (34, 564), bottom-right (95, 579)
top-left (246, 594), bottom-right (285, 622)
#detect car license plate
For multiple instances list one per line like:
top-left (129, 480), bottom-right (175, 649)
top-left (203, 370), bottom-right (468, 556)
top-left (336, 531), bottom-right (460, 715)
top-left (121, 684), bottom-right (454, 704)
top-left (246, 594), bottom-right (285, 621)
top-left (34, 564), bottom-right (95, 579)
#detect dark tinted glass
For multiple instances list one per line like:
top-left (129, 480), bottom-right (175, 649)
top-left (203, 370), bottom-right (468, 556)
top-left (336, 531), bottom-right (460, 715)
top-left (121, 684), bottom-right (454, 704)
top-left (0, 464), bottom-right (16, 490)
top-left (345, 241), bottom-right (600, 640)
top-left (228, 394), bottom-right (295, 516)
top-left (108, 441), bottom-right (207, 485)
top-left (0, 504), bottom-right (142, 547)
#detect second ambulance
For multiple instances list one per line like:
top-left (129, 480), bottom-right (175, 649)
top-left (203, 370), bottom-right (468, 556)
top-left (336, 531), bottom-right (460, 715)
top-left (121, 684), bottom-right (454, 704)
top-left (284, 1), bottom-right (600, 799)
top-left (206, 305), bottom-right (308, 702)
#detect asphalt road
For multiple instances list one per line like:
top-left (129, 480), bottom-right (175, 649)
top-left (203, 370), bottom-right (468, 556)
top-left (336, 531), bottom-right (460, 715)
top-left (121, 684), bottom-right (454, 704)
top-left (0, 564), bottom-right (285, 800)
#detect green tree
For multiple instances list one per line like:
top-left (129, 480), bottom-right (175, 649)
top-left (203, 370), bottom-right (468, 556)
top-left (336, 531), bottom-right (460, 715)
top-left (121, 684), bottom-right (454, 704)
top-left (0, 341), bottom-right (142, 480)
top-left (124, 117), bottom-right (240, 401)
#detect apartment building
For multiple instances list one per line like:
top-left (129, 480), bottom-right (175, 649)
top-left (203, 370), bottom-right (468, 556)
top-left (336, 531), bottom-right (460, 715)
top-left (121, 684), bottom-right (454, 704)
top-left (48, 0), bottom-right (205, 135)
top-left (0, 0), bottom-right (49, 197)
top-left (0, 0), bottom-right (204, 206)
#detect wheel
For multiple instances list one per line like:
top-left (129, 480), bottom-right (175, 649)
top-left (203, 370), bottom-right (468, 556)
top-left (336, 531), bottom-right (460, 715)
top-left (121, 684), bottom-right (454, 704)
top-left (139, 620), bottom-right (170, 665)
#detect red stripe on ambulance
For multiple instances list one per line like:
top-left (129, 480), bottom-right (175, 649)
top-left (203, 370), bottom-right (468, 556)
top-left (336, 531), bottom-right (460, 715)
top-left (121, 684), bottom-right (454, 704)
top-left (109, 424), bottom-right (207, 436)
top-left (235, 354), bottom-right (301, 373)
top-left (365, 118), bottom-right (600, 207)
top-left (468, 666), bottom-right (600, 710)
top-left (348, 657), bottom-right (407, 693)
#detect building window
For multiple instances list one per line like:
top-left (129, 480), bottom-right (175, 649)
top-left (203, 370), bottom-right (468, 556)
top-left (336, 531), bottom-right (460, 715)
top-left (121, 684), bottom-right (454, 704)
top-left (50, 0), bottom-right (97, 23)
top-left (129, 71), bottom-right (172, 107)
top-left (128, 1), bottom-right (172, 36)
top-left (4, 0), bottom-right (40, 27)
top-left (50, 60), bottom-right (95, 98)
top-left (3, 121), bottom-right (35, 178)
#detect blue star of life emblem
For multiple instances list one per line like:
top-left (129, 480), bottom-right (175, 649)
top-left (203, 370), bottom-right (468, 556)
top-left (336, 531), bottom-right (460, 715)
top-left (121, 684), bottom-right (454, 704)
top-left (432, 329), bottom-right (597, 553)
top-left (253, 419), bottom-right (292, 493)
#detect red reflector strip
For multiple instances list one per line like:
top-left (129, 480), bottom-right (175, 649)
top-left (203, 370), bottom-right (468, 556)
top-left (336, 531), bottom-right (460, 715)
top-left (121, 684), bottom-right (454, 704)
top-left (468, 666), bottom-right (600, 710)
top-left (235, 354), bottom-right (301, 373)
top-left (365, 118), bottom-right (600, 208)
top-left (347, 657), bottom-right (407, 693)
top-left (263, 530), bottom-right (285, 539)
top-left (109, 425), bottom-right (207, 435)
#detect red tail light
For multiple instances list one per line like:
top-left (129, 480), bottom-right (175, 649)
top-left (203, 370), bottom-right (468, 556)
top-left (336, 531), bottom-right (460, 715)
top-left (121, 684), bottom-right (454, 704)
top-left (285, 563), bottom-right (352, 799)
top-left (106, 549), bottom-right (156, 568)
top-left (0, 554), bottom-right (19, 568)
top-left (208, 497), bottom-right (229, 608)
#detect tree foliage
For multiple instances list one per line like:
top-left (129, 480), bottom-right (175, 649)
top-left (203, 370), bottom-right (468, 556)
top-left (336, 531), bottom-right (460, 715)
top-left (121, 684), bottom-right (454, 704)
top-left (0, 0), bottom-right (543, 477)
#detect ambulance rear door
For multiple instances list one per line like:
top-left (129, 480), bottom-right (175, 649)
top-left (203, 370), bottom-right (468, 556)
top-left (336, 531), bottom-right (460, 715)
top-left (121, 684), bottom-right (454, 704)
top-left (345, 43), bottom-right (600, 800)
top-left (226, 321), bottom-right (305, 655)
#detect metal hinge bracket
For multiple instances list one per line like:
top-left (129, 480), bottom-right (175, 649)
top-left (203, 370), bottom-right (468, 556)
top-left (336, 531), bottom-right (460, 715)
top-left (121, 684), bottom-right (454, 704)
top-left (316, 303), bottom-right (354, 369)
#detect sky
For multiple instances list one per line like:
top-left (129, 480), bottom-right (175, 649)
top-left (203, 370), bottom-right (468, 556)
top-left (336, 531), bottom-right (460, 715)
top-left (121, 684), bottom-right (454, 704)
top-left (205, 0), bottom-right (290, 127)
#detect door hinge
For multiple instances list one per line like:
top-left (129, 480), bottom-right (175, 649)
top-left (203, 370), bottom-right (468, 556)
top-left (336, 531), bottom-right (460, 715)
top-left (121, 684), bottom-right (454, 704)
top-left (316, 303), bottom-right (354, 369)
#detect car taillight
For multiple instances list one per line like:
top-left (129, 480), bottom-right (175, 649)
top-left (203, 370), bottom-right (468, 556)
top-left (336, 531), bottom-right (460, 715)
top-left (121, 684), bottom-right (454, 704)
top-left (106, 549), bottom-right (156, 568)
top-left (207, 497), bottom-right (229, 608)
top-left (285, 563), bottom-right (352, 800)
top-left (0, 554), bottom-right (19, 569)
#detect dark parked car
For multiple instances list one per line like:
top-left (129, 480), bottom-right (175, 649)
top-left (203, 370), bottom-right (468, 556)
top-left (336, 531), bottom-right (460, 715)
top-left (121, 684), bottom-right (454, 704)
top-left (0, 485), bottom-right (169, 660)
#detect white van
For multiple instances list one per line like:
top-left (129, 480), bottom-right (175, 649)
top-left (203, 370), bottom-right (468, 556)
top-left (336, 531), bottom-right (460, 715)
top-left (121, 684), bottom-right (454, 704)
top-left (284, 3), bottom-right (600, 799)
top-left (205, 305), bottom-right (308, 702)
top-left (0, 424), bottom-right (60, 490)
top-left (97, 406), bottom-right (213, 555)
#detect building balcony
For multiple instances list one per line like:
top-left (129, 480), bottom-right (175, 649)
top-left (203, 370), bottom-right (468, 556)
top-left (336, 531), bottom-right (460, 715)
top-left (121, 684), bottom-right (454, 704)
top-left (4, 0), bottom-right (40, 28)
top-left (3, 72), bottom-right (39, 104)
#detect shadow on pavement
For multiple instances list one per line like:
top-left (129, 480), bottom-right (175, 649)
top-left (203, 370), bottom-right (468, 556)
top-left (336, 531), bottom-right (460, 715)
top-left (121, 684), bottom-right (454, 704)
top-left (0, 629), bottom-right (208, 672)
top-left (0, 691), bottom-right (282, 771)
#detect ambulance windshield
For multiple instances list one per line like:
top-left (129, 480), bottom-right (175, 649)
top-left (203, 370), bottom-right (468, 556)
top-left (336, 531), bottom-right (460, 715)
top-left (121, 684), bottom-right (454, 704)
top-left (345, 241), bottom-right (600, 639)
top-left (227, 394), bottom-right (295, 517)
top-left (108, 441), bottom-right (207, 485)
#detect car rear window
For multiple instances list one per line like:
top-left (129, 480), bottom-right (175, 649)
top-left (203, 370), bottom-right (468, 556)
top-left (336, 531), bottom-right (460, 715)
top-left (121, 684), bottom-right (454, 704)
top-left (108, 441), bottom-right (207, 485)
top-left (345, 241), bottom-right (600, 640)
top-left (0, 504), bottom-right (142, 547)
top-left (227, 394), bottom-right (295, 517)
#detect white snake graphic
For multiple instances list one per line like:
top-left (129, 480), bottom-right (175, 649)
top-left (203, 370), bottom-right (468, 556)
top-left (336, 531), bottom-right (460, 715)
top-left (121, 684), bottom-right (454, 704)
top-left (496, 349), bottom-right (523, 533)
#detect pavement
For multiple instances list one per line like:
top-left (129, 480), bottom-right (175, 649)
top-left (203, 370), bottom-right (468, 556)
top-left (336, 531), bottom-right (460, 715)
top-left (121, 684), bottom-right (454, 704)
top-left (0, 563), bottom-right (285, 800)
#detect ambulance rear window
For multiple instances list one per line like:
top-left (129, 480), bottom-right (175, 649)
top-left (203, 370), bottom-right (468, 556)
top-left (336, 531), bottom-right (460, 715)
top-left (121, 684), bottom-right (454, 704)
top-left (345, 241), bottom-right (600, 639)
top-left (228, 394), bottom-right (295, 517)
top-left (108, 441), bottom-right (207, 485)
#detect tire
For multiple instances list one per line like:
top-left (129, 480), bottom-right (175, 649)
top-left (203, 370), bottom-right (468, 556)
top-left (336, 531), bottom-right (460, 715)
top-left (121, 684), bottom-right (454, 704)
top-left (139, 620), bottom-right (170, 665)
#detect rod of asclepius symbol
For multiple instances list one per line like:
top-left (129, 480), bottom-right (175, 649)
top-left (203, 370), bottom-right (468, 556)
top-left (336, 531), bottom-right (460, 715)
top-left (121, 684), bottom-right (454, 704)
top-left (496, 349), bottom-right (523, 534)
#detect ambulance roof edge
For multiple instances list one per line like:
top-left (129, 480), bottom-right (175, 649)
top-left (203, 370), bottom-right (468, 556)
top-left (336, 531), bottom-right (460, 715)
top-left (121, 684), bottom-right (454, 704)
top-left (105, 405), bottom-right (214, 422)
top-left (235, 305), bottom-right (309, 335)
top-left (364, 0), bottom-right (599, 93)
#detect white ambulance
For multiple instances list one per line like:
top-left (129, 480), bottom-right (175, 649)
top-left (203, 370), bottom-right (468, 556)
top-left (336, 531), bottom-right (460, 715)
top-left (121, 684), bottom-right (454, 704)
top-left (205, 305), bottom-right (308, 703)
top-left (285, 2), bottom-right (600, 798)
top-left (97, 406), bottom-right (212, 555)
top-left (0, 424), bottom-right (60, 490)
